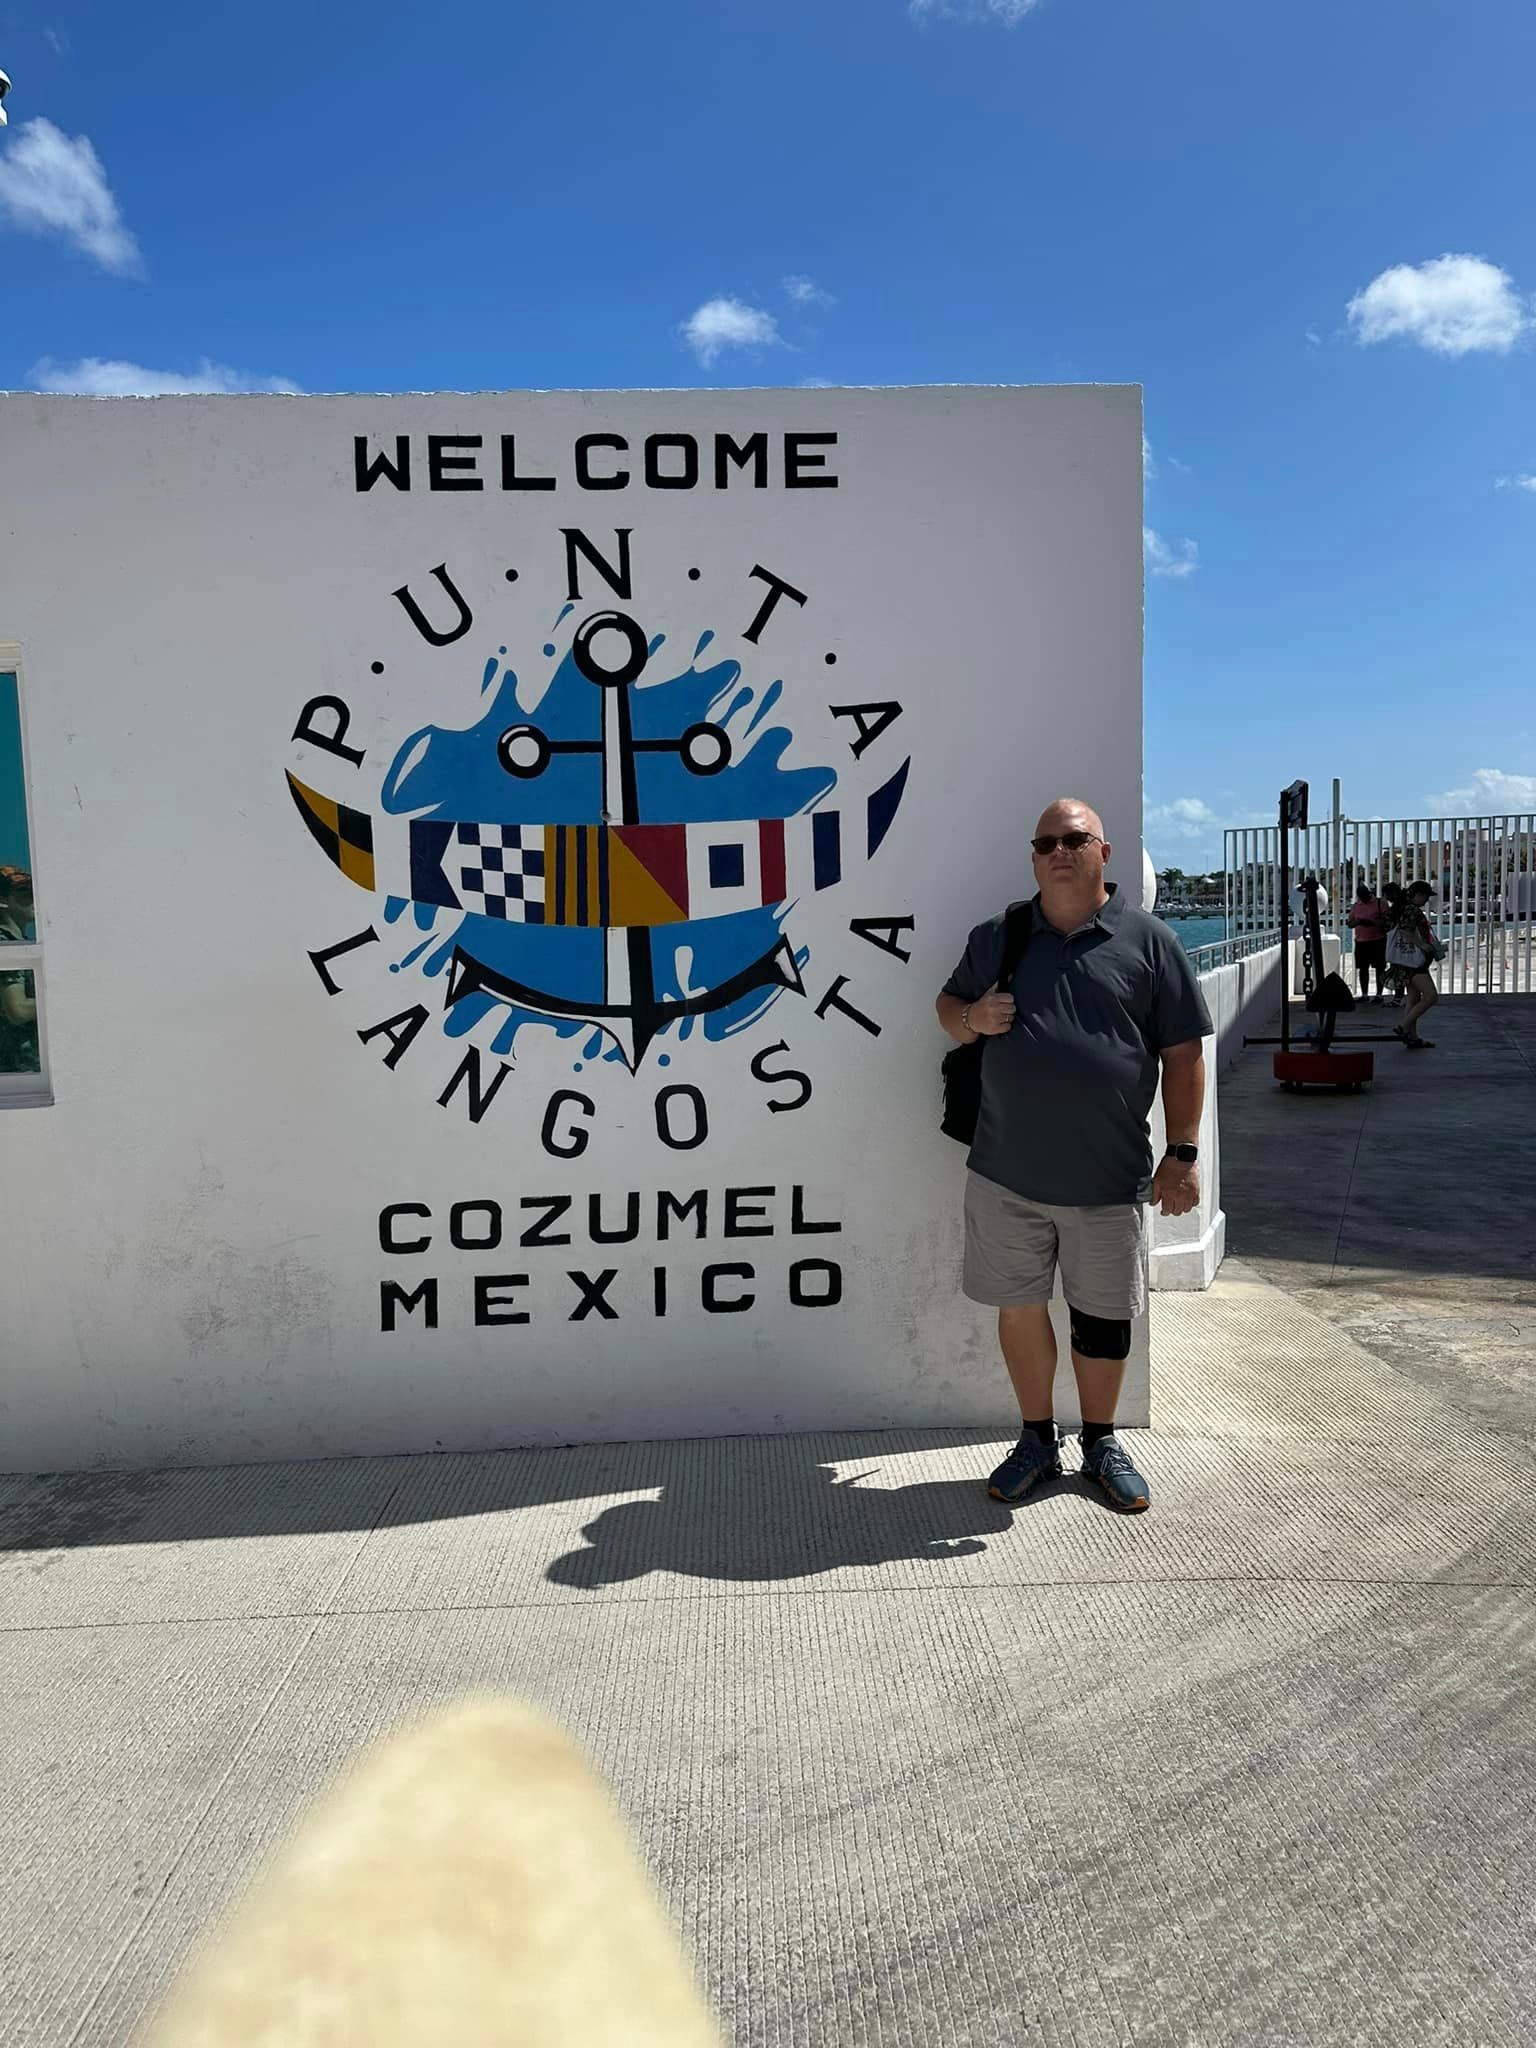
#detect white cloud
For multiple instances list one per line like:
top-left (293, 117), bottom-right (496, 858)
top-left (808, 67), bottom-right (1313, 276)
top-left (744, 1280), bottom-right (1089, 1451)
top-left (783, 274), bottom-right (833, 307)
top-left (1143, 436), bottom-right (1191, 478)
top-left (1148, 797), bottom-right (1219, 833)
top-left (1144, 526), bottom-right (1199, 579)
top-left (1423, 768), bottom-right (1536, 813)
top-left (1144, 797), bottom-right (1228, 867)
top-left (30, 356), bottom-right (303, 396)
top-left (0, 117), bottom-right (141, 275)
top-left (1495, 473), bottom-right (1536, 494)
top-left (910, 0), bottom-right (1042, 22)
top-left (1346, 253), bottom-right (1528, 357)
top-left (44, 28), bottom-right (71, 56)
top-left (1148, 797), bottom-right (1284, 867)
top-left (680, 296), bottom-right (783, 368)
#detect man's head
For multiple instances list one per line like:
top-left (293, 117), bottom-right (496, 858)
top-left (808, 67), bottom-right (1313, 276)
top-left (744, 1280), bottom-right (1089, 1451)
top-left (1408, 881), bottom-right (1434, 905)
top-left (1031, 799), bottom-right (1110, 895)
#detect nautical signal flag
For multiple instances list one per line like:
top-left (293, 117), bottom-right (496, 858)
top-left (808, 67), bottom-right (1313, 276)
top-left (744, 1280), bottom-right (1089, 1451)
top-left (687, 822), bottom-right (762, 919)
top-left (453, 823), bottom-right (547, 923)
top-left (287, 757), bottom-right (907, 931)
top-left (285, 774), bottom-right (376, 892)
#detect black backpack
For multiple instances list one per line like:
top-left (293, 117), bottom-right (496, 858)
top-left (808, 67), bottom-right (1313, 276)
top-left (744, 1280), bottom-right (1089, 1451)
top-left (940, 901), bottom-right (1032, 1145)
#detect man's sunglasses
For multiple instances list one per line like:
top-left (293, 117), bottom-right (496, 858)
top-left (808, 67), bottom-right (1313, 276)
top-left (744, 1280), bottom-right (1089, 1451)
top-left (1031, 831), bottom-right (1103, 855)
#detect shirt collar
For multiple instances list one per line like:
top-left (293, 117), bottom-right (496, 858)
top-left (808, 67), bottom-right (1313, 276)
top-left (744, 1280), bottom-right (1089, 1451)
top-left (1033, 881), bottom-right (1124, 937)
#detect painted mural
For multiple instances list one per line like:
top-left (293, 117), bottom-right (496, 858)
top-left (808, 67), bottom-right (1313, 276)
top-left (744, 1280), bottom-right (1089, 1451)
top-left (289, 571), bottom-right (908, 1077)
top-left (286, 471), bottom-right (913, 1146)
top-left (0, 388), bottom-right (1141, 1455)
top-left (283, 439), bottom-right (921, 1335)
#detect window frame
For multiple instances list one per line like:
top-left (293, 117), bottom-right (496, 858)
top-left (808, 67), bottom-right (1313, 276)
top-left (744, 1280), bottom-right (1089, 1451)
top-left (0, 642), bottom-right (51, 1109)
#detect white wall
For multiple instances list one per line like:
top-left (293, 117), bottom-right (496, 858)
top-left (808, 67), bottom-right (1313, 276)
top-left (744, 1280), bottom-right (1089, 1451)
top-left (1144, 948), bottom-right (1246, 1296)
top-left (1144, 933), bottom-right (1348, 1295)
top-left (1202, 945), bottom-right (1283, 1073)
top-left (1184, 934), bottom-right (1344, 1076)
top-left (1146, 1061), bottom-right (1225, 1294)
top-left (0, 386), bottom-right (1145, 1471)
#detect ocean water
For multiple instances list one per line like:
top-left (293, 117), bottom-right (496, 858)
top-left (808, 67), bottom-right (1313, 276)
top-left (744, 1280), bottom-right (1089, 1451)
top-left (1163, 915), bottom-right (1227, 954)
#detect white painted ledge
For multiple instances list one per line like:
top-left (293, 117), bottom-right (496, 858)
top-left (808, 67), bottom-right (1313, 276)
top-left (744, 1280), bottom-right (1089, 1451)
top-left (1148, 1207), bottom-right (1226, 1292)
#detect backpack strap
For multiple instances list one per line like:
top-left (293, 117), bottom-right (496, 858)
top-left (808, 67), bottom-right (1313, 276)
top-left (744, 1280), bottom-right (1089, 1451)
top-left (997, 898), bottom-right (1033, 985)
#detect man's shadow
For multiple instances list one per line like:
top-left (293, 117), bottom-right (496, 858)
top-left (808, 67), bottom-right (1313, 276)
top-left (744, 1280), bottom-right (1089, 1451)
top-left (546, 1448), bottom-right (1097, 1590)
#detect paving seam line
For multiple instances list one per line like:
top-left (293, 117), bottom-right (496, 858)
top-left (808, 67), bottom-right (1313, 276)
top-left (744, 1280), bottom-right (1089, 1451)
top-left (7, 1574), bottom-right (1534, 1643)
top-left (1325, 1087), bottom-right (1372, 1287)
top-left (1476, 996), bottom-right (1536, 1077)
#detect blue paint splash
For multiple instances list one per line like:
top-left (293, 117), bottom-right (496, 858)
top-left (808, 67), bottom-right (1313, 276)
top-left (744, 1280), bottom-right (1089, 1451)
top-left (380, 627), bottom-right (837, 1062)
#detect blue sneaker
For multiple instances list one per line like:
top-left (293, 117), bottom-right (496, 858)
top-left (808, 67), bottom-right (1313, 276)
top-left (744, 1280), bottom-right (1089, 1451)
top-left (987, 1427), bottom-right (1063, 1503)
top-left (1078, 1431), bottom-right (1151, 1512)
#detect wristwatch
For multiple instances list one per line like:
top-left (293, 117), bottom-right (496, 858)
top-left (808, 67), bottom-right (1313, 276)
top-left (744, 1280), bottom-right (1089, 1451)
top-left (1165, 1143), bottom-right (1199, 1163)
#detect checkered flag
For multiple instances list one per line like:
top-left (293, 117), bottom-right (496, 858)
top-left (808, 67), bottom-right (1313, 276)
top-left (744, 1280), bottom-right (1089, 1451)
top-left (454, 823), bottom-right (547, 923)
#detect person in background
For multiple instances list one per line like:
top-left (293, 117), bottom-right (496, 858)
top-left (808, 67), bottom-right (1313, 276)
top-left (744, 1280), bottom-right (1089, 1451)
top-left (1380, 882), bottom-right (1408, 1006)
top-left (1346, 878), bottom-right (1388, 1003)
top-left (1389, 881), bottom-right (1440, 1050)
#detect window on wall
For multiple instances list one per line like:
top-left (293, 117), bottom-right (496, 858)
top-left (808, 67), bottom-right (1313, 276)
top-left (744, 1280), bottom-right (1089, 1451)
top-left (0, 649), bottom-right (49, 1105)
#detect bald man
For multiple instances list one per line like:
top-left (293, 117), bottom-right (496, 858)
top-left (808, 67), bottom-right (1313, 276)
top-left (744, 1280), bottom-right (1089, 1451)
top-left (936, 799), bottom-right (1212, 1513)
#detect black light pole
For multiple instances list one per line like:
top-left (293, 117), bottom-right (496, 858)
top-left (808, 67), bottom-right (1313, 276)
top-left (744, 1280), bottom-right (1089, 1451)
top-left (1278, 779), bottom-right (1308, 1056)
top-left (1244, 778), bottom-right (1393, 1059)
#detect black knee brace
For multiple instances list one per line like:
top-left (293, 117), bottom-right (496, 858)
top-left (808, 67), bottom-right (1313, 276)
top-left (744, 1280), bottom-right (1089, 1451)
top-left (1068, 1308), bottom-right (1132, 1361)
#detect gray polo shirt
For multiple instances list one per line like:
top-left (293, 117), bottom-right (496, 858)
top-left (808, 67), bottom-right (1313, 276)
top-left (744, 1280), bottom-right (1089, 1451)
top-left (943, 883), bottom-right (1214, 1207)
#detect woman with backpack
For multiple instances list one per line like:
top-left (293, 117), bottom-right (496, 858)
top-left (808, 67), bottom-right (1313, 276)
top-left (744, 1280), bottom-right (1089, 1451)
top-left (1386, 881), bottom-right (1441, 1050)
top-left (1380, 882), bottom-right (1408, 1005)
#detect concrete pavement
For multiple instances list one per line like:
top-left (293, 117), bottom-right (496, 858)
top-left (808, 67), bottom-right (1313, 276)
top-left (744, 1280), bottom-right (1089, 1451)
top-left (3, 1002), bottom-right (1534, 2046)
top-left (1219, 994), bottom-right (1536, 1449)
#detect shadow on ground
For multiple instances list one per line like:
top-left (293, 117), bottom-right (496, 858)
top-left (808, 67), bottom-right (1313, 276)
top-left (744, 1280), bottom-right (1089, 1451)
top-left (0, 1429), bottom-right (1122, 1561)
top-left (543, 1455), bottom-right (1125, 1587)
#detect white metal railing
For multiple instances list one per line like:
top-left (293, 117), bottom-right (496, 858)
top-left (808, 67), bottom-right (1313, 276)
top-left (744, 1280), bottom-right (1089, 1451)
top-left (1185, 927), bottom-right (1285, 975)
top-left (1225, 821), bottom-right (1340, 936)
top-left (1342, 815), bottom-right (1535, 995)
top-left (1222, 811), bottom-right (1535, 996)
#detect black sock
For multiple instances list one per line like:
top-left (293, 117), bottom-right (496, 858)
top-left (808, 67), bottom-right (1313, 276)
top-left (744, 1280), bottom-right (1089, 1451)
top-left (1021, 1415), bottom-right (1055, 1444)
top-left (1082, 1421), bottom-right (1117, 1448)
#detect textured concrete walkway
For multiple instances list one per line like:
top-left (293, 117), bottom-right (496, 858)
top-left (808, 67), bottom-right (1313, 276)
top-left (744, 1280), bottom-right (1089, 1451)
top-left (3, 1010), bottom-right (1535, 2046)
top-left (1219, 994), bottom-right (1536, 1449)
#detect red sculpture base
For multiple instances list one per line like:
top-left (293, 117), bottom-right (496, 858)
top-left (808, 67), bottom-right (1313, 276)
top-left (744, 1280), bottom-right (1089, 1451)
top-left (1273, 1049), bottom-right (1375, 1092)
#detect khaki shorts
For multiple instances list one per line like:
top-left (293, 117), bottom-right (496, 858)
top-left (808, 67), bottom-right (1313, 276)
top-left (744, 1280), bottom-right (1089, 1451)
top-left (962, 1171), bottom-right (1147, 1317)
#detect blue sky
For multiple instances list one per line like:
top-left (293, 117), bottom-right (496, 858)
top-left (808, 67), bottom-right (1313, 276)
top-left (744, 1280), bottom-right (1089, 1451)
top-left (2, 0), bottom-right (1533, 869)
